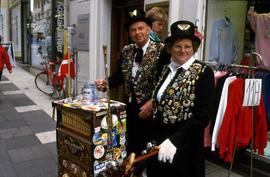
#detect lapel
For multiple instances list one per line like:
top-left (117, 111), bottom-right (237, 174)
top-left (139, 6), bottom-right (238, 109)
top-left (134, 40), bottom-right (156, 80)
top-left (157, 67), bottom-right (185, 103)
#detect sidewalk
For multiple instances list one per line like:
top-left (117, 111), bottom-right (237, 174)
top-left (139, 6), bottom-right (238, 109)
top-left (0, 66), bottom-right (244, 177)
top-left (1, 67), bottom-right (57, 177)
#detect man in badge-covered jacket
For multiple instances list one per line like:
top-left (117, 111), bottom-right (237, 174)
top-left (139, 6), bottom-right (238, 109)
top-left (95, 9), bottom-right (168, 155)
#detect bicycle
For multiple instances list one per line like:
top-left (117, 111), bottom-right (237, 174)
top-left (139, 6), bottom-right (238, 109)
top-left (34, 57), bottom-right (66, 99)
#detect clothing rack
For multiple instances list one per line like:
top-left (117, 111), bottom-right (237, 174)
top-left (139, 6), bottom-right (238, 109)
top-left (203, 51), bottom-right (268, 177)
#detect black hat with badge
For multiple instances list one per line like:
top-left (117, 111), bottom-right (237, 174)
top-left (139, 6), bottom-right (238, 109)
top-left (124, 9), bottom-right (152, 31)
top-left (165, 20), bottom-right (201, 45)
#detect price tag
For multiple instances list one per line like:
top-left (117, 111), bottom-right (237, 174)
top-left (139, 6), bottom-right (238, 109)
top-left (243, 79), bottom-right (262, 106)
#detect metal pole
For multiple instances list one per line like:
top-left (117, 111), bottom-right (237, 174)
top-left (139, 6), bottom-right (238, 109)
top-left (102, 45), bottom-right (114, 158)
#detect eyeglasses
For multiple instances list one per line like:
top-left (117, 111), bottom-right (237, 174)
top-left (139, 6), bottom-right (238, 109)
top-left (175, 45), bottom-right (193, 50)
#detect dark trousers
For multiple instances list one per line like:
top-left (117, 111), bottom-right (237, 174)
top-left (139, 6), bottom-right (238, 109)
top-left (0, 70), bottom-right (2, 81)
top-left (126, 101), bottom-right (153, 156)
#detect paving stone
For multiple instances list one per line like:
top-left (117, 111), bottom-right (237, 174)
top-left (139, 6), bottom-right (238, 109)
top-left (5, 94), bottom-right (35, 107)
top-left (15, 105), bottom-right (42, 113)
top-left (14, 126), bottom-right (34, 137)
top-left (15, 167), bottom-right (42, 177)
top-left (0, 127), bottom-right (21, 139)
top-left (44, 142), bottom-right (57, 159)
top-left (2, 90), bottom-right (24, 95)
top-left (24, 113), bottom-right (54, 125)
top-left (29, 121), bottom-right (56, 133)
top-left (14, 157), bottom-right (57, 170)
top-left (30, 144), bottom-right (51, 159)
top-left (20, 110), bottom-right (51, 118)
top-left (4, 134), bottom-right (40, 149)
top-left (0, 161), bottom-right (16, 177)
top-left (8, 147), bottom-right (34, 163)
top-left (0, 80), bottom-right (12, 84)
top-left (0, 119), bottom-right (27, 129)
top-left (36, 130), bottom-right (56, 144)
top-left (0, 83), bottom-right (19, 91)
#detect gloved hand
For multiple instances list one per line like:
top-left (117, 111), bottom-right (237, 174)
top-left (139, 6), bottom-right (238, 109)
top-left (158, 139), bottom-right (177, 163)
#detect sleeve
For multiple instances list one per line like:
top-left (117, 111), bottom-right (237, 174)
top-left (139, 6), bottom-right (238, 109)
top-left (156, 48), bottom-right (170, 81)
top-left (217, 79), bottom-right (241, 162)
top-left (169, 66), bottom-right (215, 148)
top-left (2, 47), bottom-right (12, 70)
top-left (247, 12), bottom-right (257, 33)
top-left (254, 96), bottom-right (267, 155)
top-left (108, 56), bottom-right (124, 89)
top-left (232, 29), bottom-right (238, 63)
top-left (209, 22), bottom-right (219, 61)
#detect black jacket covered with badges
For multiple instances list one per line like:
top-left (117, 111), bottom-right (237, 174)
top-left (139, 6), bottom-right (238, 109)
top-left (108, 40), bottom-right (166, 105)
top-left (108, 40), bottom-right (168, 155)
top-left (148, 60), bottom-right (215, 177)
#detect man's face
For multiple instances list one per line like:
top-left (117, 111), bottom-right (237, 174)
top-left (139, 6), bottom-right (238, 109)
top-left (129, 21), bottom-right (151, 47)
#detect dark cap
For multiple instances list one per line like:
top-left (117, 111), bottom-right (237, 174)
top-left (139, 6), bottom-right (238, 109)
top-left (165, 20), bottom-right (201, 45)
top-left (124, 9), bottom-right (152, 31)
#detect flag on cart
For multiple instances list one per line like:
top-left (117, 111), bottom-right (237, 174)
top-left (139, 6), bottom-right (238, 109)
top-left (57, 50), bottom-right (75, 80)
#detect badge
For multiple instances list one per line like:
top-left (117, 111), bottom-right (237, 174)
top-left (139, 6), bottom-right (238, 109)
top-left (121, 150), bottom-right (127, 158)
top-left (119, 133), bottom-right (126, 145)
top-left (71, 163), bottom-right (78, 174)
top-left (92, 132), bottom-right (102, 145)
top-left (114, 148), bottom-right (121, 160)
top-left (116, 119), bottom-right (126, 134)
top-left (102, 133), bottom-right (108, 146)
top-left (82, 172), bottom-right (87, 177)
top-left (101, 114), bottom-right (118, 129)
top-left (94, 126), bottom-right (101, 133)
top-left (93, 145), bottom-right (105, 159)
top-left (94, 161), bottom-right (105, 170)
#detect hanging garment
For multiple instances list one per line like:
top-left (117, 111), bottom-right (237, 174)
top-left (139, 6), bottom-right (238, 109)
top-left (209, 18), bottom-right (237, 65)
top-left (247, 12), bottom-right (270, 68)
top-left (217, 78), bottom-right (267, 162)
top-left (211, 76), bottom-right (237, 151)
top-left (204, 70), bottom-right (228, 147)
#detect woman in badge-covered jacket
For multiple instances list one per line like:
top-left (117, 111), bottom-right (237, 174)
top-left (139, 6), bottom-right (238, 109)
top-left (147, 20), bottom-right (215, 177)
top-left (0, 35), bottom-right (12, 81)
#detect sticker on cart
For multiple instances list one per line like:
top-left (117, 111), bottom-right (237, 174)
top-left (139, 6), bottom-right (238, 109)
top-left (114, 148), bottom-right (121, 160)
top-left (71, 163), bottom-right (78, 174)
top-left (94, 126), bottom-right (101, 133)
top-left (102, 133), bottom-right (108, 146)
top-left (116, 119), bottom-right (126, 134)
top-left (94, 145), bottom-right (105, 159)
top-left (108, 128), bottom-right (118, 148)
top-left (92, 132), bottom-right (102, 145)
top-left (94, 161), bottom-right (105, 170)
top-left (105, 150), bottom-right (114, 160)
top-left (101, 114), bottom-right (118, 129)
top-left (82, 172), bottom-right (87, 177)
top-left (119, 133), bottom-right (126, 145)
top-left (121, 150), bottom-right (127, 158)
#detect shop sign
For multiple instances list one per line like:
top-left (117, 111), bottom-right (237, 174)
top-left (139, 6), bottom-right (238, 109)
top-left (77, 14), bottom-right (89, 51)
top-left (243, 79), bottom-right (262, 106)
top-left (56, 0), bottom-right (64, 56)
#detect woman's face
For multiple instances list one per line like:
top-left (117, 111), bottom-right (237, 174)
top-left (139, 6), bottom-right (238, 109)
top-left (170, 39), bottom-right (194, 65)
top-left (152, 20), bottom-right (164, 35)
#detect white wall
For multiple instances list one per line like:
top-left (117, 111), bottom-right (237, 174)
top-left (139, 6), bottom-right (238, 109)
top-left (204, 0), bottom-right (247, 62)
top-left (0, 1), bottom-right (10, 40)
top-left (10, 4), bottom-right (22, 58)
top-left (69, 0), bottom-right (111, 92)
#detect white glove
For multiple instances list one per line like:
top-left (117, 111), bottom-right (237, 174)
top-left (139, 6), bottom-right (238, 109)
top-left (158, 139), bottom-right (177, 163)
